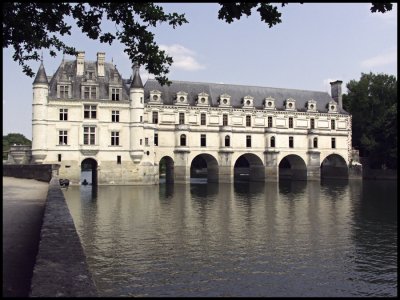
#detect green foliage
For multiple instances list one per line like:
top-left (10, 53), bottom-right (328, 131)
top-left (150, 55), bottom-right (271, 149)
top-left (3, 133), bottom-right (32, 159)
top-left (2, 2), bottom-right (393, 85)
top-left (3, 3), bottom-right (188, 85)
top-left (343, 73), bottom-right (397, 169)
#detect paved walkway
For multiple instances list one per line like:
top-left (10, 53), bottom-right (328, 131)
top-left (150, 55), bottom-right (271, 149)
top-left (2, 176), bottom-right (49, 297)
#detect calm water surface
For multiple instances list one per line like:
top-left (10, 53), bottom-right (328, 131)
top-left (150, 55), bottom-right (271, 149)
top-left (64, 179), bottom-right (397, 297)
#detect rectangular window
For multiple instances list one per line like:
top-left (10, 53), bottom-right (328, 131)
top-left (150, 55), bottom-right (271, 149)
top-left (117, 155), bottom-right (121, 164)
top-left (111, 131), bottom-right (119, 146)
top-left (179, 112), bottom-right (185, 124)
top-left (59, 130), bottom-right (68, 145)
top-left (331, 119), bottom-right (335, 130)
top-left (152, 112), bottom-right (158, 124)
top-left (289, 117), bottom-right (293, 128)
top-left (140, 116), bottom-right (143, 123)
top-left (84, 86), bottom-right (90, 99)
top-left (268, 116), bottom-right (272, 128)
top-left (145, 138), bottom-right (149, 146)
top-left (223, 114), bottom-right (228, 126)
top-left (310, 118), bottom-right (315, 129)
top-left (246, 135), bottom-right (252, 148)
top-left (154, 133), bottom-right (158, 146)
top-left (83, 126), bottom-right (96, 145)
top-left (59, 108), bottom-right (68, 121)
top-left (84, 105), bottom-right (97, 119)
top-left (201, 134), bottom-right (206, 147)
top-left (246, 115), bottom-right (251, 127)
top-left (60, 85), bottom-right (69, 98)
top-left (83, 86), bottom-right (96, 99)
top-left (140, 139), bottom-right (142, 145)
top-left (201, 113), bottom-right (206, 125)
top-left (112, 110), bottom-right (120, 122)
top-left (111, 88), bottom-right (120, 101)
top-left (331, 137), bottom-right (336, 149)
top-left (289, 136), bottom-right (294, 148)
top-left (58, 154), bottom-right (62, 162)
top-left (91, 86), bottom-right (97, 99)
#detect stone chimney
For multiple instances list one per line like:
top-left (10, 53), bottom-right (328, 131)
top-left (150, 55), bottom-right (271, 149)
top-left (330, 80), bottom-right (343, 108)
top-left (76, 51), bottom-right (85, 76)
top-left (97, 52), bottom-right (105, 77)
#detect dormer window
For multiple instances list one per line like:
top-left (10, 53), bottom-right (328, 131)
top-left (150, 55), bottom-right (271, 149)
top-left (243, 95), bottom-right (254, 108)
top-left (110, 87), bottom-right (121, 101)
top-left (81, 85), bottom-right (97, 99)
top-left (175, 91), bottom-right (188, 105)
top-left (264, 96), bottom-right (275, 110)
top-left (307, 100), bottom-right (317, 112)
top-left (328, 100), bottom-right (338, 113)
top-left (219, 93), bottom-right (231, 107)
top-left (197, 92), bottom-right (209, 106)
top-left (57, 84), bottom-right (71, 99)
top-left (285, 98), bottom-right (296, 111)
top-left (149, 90), bottom-right (162, 103)
top-left (86, 71), bottom-right (95, 80)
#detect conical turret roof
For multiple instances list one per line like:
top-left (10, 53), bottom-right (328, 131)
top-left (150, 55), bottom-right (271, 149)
top-left (130, 63), bottom-right (143, 88)
top-left (33, 61), bottom-right (49, 84)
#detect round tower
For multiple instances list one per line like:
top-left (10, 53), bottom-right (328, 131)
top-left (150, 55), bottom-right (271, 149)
top-left (31, 59), bottom-right (49, 163)
top-left (129, 63), bottom-right (144, 163)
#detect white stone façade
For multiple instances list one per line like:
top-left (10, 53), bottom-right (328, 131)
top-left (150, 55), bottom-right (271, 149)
top-left (31, 52), bottom-right (352, 185)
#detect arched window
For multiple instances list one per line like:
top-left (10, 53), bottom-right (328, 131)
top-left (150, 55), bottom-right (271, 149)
top-left (289, 136), bottom-right (294, 148)
top-left (225, 135), bottom-right (230, 147)
top-left (313, 137), bottom-right (318, 148)
top-left (180, 134), bottom-right (186, 146)
top-left (270, 136), bottom-right (275, 148)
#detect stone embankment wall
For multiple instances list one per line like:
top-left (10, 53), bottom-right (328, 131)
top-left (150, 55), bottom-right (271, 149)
top-left (3, 164), bottom-right (58, 182)
top-left (30, 177), bottom-right (98, 297)
top-left (3, 164), bottom-right (98, 296)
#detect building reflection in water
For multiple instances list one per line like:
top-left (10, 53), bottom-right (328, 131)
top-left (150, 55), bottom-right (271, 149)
top-left (63, 179), bottom-right (397, 297)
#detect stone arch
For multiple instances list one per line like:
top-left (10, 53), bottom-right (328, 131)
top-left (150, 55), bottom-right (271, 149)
top-left (234, 153), bottom-right (265, 182)
top-left (278, 154), bottom-right (307, 180)
top-left (321, 154), bottom-right (348, 179)
top-left (81, 158), bottom-right (98, 186)
top-left (159, 156), bottom-right (174, 183)
top-left (190, 153), bottom-right (219, 183)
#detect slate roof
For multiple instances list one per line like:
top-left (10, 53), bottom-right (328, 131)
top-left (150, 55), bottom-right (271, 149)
top-left (130, 64), bottom-right (143, 88)
top-left (144, 79), bottom-right (349, 114)
top-left (48, 60), bottom-right (130, 100)
top-left (45, 58), bottom-right (347, 114)
top-left (33, 62), bottom-right (49, 84)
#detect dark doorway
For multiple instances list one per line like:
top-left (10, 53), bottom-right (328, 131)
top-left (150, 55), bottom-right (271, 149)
top-left (81, 158), bottom-right (98, 186)
top-left (159, 156), bottom-right (174, 183)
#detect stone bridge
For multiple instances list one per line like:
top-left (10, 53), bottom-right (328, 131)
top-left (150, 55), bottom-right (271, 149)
top-left (157, 149), bottom-right (354, 183)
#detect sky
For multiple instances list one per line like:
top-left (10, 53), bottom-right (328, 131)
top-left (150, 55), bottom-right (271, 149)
top-left (2, 3), bottom-right (397, 140)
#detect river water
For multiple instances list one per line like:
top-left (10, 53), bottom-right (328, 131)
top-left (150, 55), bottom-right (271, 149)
top-left (63, 179), bottom-right (397, 297)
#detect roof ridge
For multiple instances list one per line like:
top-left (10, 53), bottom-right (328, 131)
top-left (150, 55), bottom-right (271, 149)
top-left (146, 78), bottom-right (327, 94)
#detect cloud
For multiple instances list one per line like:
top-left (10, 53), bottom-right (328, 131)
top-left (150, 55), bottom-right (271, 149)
top-left (360, 48), bottom-right (397, 68)
top-left (159, 44), bottom-right (205, 71)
